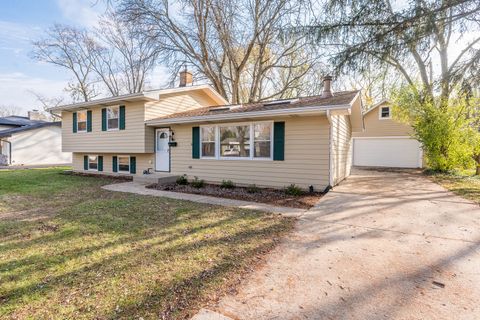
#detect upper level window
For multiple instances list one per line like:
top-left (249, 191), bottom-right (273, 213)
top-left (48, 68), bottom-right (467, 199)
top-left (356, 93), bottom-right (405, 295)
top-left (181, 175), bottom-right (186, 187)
top-left (88, 155), bottom-right (98, 170)
top-left (107, 106), bottom-right (119, 130)
top-left (380, 106), bottom-right (391, 119)
top-left (118, 156), bottom-right (130, 172)
top-left (201, 126), bottom-right (216, 157)
top-left (220, 125), bottom-right (250, 158)
top-left (77, 110), bottom-right (87, 132)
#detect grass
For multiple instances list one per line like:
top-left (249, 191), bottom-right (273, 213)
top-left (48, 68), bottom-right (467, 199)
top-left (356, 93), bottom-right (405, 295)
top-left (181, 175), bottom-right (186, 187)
top-left (0, 168), bottom-right (294, 319)
top-left (427, 169), bottom-right (480, 204)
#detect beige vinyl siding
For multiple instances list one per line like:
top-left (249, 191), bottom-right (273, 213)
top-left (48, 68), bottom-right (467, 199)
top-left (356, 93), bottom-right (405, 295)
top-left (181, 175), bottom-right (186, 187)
top-left (72, 152), bottom-right (154, 175)
top-left (144, 91), bottom-right (220, 152)
top-left (331, 114), bottom-right (352, 185)
top-left (62, 102), bottom-right (148, 153)
top-left (169, 115), bottom-right (330, 190)
top-left (353, 105), bottom-right (412, 137)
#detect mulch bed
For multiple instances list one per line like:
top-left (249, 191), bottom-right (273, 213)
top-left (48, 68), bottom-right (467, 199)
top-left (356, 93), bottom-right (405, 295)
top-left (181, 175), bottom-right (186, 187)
top-left (147, 183), bottom-right (324, 209)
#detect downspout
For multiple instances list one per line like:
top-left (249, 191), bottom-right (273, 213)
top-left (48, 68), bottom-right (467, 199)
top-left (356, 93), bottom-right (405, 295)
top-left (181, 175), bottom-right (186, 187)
top-left (326, 110), bottom-right (334, 189)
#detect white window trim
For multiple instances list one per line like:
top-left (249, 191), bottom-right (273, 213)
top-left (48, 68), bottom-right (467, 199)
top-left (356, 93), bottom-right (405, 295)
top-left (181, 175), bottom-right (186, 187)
top-left (379, 106), bottom-right (391, 120)
top-left (107, 106), bottom-right (120, 131)
top-left (77, 110), bottom-right (87, 133)
top-left (199, 121), bottom-right (273, 161)
top-left (117, 155), bottom-right (130, 173)
top-left (87, 154), bottom-right (98, 171)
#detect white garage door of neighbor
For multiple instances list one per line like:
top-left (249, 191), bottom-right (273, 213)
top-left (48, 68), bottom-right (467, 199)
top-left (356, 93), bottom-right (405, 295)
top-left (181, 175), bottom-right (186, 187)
top-left (353, 138), bottom-right (422, 168)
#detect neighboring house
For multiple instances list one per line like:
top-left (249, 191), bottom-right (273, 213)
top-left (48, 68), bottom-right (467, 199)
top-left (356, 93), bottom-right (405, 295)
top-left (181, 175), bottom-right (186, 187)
top-left (0, 111), bottom-right (72, 166)
top-left (352, 101), bottom-right (423, 168)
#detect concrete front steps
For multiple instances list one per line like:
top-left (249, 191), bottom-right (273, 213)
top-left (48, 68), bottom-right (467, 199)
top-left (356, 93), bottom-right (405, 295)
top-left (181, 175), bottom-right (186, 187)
top-left (133, 173), bottom-right (179, 185)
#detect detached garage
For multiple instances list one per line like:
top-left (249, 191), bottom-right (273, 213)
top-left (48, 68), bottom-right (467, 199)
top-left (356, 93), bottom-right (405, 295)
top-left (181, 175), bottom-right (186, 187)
top-left (353, 101), bottom-right (423, 169)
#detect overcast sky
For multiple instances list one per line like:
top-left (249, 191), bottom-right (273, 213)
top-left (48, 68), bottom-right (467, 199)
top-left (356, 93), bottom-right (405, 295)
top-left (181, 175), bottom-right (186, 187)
top-left (0, 0), bottom-right (168, 115)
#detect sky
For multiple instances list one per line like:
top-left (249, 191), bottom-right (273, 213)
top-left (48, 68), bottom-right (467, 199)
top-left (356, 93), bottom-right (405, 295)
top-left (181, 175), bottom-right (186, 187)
top-left (0, 0), bottom-right (168, 116)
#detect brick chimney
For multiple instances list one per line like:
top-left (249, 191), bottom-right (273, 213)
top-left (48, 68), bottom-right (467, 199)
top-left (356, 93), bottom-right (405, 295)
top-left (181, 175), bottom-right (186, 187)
top-left (28, 109), bottom-right (44, 121)
top-left (179, 69), bottom-right (193, 87)
top-left (321, 75), bottom-right (333, 98)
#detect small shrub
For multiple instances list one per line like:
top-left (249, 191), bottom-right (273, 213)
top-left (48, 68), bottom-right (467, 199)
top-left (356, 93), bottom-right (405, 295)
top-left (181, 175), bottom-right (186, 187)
top-left (285, 184), bottom-right (304, 196)
top-left (191, 176), bottom-right (205, 188)
top-left (176, 174), bottom-right (189, 185)
top-left (246, 184), bottom-right (259, 194)
top-left (221, 180), bottom-right (235, 189)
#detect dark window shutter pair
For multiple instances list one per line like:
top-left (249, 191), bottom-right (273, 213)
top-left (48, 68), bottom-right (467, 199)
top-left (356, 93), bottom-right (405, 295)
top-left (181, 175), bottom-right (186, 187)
top-left (102, 106), bottom-right (125, 131)
top-left (98, 156), bottom-right (103, 172)
top-left (191, 122), bottom-right (285, 161)
top-left (83, 155), bottom-right (88, 170)
top-left (72, 111), bottom-right (92, 132)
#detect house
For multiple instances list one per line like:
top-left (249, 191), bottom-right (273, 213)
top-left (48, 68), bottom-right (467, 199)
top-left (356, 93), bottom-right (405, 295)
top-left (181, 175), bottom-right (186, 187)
top-left (352, 101), bottom-right (423, 168)
top-left (49, 73), bottom-right (363, 191)
top-left (0, 111), bottom-right (72, 166)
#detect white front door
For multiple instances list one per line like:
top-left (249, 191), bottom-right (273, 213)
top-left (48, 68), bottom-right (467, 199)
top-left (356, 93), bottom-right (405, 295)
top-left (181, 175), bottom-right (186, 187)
top-left (155, 128), bottom-right (170, 171)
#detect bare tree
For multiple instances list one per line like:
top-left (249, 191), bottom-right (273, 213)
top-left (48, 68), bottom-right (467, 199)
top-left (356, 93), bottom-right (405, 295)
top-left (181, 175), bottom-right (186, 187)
top-left (32, 25), bottom-right (100, 102)
top-left (90, 10), bottom-right (161, 95)
top-left (28, 90), bottom-right (64, 121)
top-left (118, 0), bottom-right (318, 104)
top-left (0, 105), bottom-right (22, 117)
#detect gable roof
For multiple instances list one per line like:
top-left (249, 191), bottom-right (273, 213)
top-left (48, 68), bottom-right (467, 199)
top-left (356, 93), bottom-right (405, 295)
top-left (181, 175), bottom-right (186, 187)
top-left (48, 84), bottom-right (228, 112)
top-left (0, 122), bottom-right (60, 138)
top-left (363, 100), bottom-right (390, 115)
top-left (146, 91), bottom-right (360, 126)
top-left (0, 116), bottom-right (47, 127)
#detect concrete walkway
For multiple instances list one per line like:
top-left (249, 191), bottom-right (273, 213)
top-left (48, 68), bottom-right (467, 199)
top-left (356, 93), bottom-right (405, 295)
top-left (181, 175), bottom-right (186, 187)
top-left (208, 169), bottom-right (480, 319)
top-left (102, 182), bottom-right (306, 217)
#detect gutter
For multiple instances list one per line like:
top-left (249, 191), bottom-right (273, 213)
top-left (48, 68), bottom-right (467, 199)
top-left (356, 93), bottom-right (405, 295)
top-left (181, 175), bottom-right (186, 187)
top-left (145, 104), bottom-right (352, 126)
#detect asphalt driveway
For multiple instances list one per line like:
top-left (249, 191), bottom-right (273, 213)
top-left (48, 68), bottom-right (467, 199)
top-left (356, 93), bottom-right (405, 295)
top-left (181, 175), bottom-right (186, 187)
top-left (215, 169), bottom-right (480, 319)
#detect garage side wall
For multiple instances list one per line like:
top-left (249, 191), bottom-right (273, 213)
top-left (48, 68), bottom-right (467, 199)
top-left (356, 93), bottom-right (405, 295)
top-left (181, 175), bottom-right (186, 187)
top-left (331, 114), bottom-right (353, 186)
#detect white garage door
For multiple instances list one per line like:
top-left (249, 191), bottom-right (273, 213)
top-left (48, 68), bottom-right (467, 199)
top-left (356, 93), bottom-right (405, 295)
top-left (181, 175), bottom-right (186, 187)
top-left (353, 138), bottom-right (422, 168)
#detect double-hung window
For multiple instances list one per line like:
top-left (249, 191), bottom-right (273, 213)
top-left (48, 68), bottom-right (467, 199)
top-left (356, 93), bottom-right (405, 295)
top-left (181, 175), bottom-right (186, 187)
top-left (77, 110), bottom-right (87, 132)
top-left (118, 155), bottom-right (130, 173)
top-left (107, 106), bottom-right (119, 130)
top-left (380, 106), bottom-right (391, 119)
top-left (88, 155), bottom-right (98, 170)
top-left (201, 126), bottom-right (216, 157)
top-left (200, 122), bottom-right (273, 160)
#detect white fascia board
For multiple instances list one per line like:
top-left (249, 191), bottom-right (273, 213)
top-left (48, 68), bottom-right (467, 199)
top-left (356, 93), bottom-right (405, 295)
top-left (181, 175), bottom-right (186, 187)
top-left (145, 104), bottom-right (352, 126)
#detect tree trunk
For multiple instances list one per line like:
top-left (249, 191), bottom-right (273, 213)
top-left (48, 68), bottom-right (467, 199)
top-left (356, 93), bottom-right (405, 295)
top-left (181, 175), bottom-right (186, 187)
top-left (476, 154), bottom-right (480, 176)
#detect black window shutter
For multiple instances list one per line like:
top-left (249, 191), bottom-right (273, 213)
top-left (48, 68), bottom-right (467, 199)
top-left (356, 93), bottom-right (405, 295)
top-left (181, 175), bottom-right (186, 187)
top-left (101, 108), bottom-right (107, 131)
top-left (73, 112), bottom-right (77, 133)
top-left (273, 122), bottom-right (285, 161)
top-left (192, 127), bottom-right (200, 159)
top-left (84, 155), bottom-right (88, 170)
top-left (98, 156), bottom-right (103, 172)
top-left (112, 156), bottom-right (118, 172)
top-left (130, 156), bottom-right (136, 174)
top-left (119, 105), bottom-right (126, 130)
top-left (87, 110), bottom-right (92, 132)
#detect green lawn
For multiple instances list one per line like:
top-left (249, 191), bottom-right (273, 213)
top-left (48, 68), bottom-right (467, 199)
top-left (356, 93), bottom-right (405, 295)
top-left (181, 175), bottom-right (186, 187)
top-left (0, 168), bottom-right (294, 319)
top-left (428, 169), bottom-right (480, 204)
